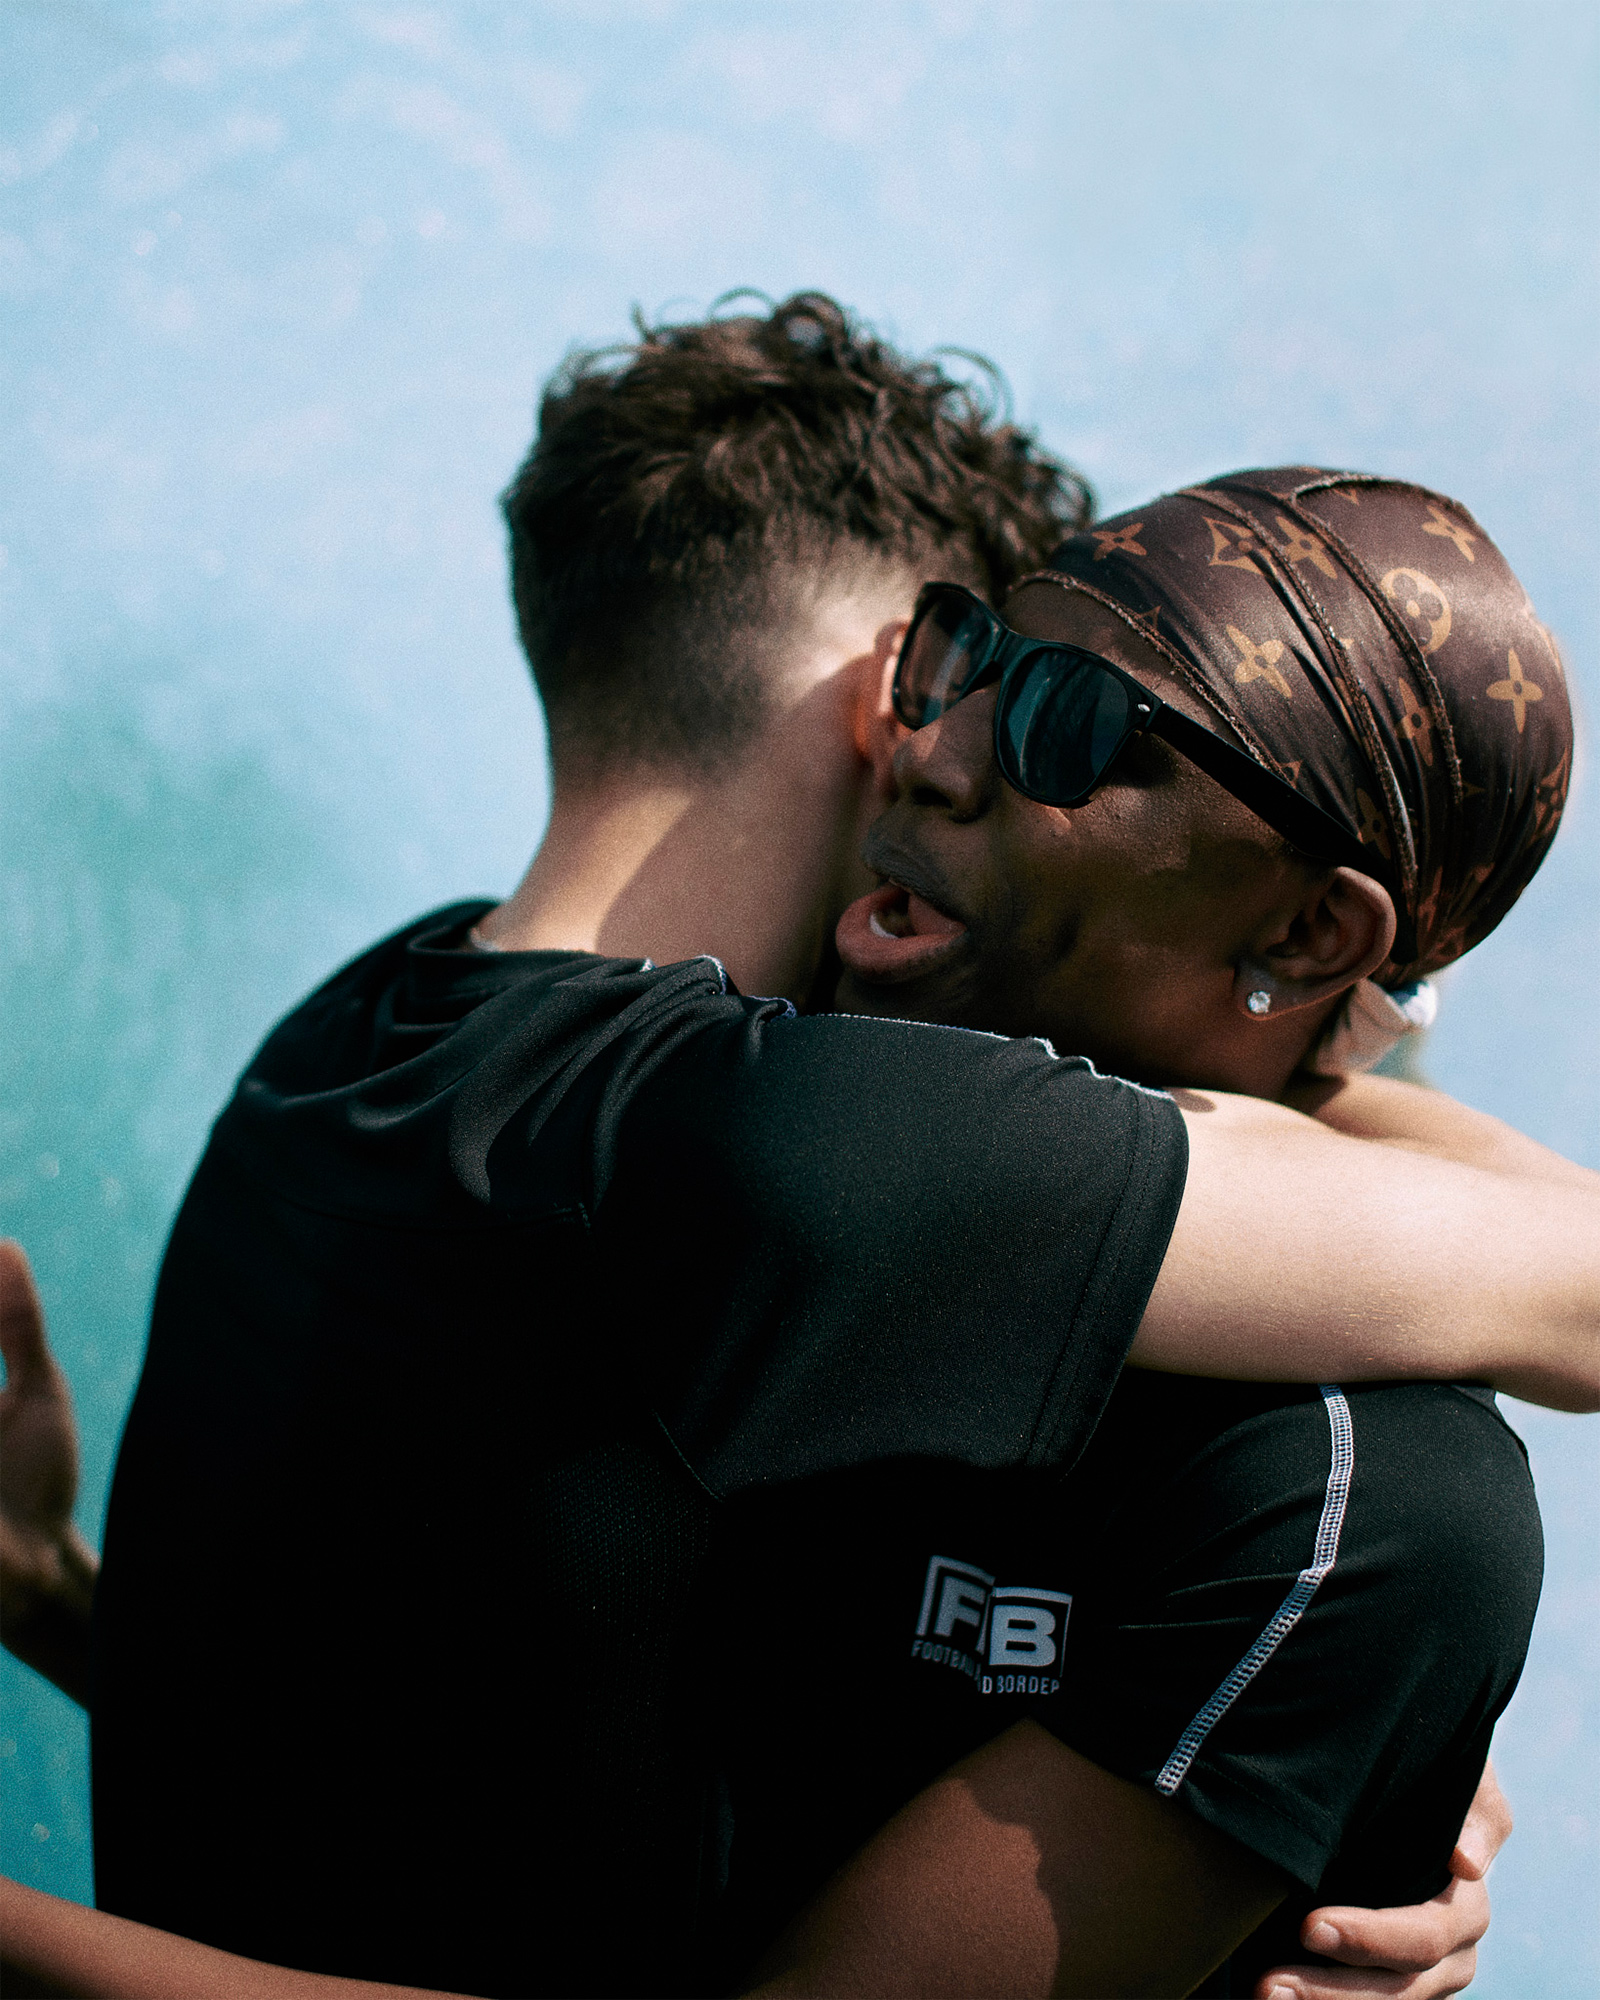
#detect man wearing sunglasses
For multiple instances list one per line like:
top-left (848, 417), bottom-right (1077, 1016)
top-left (756, 471), bottom-right (1580, 1995)
top-left (835, 575), bottom-right (1394, 1023)
top-left (894, 579), bottom-right (1372, 868)
top-left (10, 300), bottom-right (1594, 2000)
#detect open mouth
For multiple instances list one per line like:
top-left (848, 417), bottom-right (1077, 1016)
top-left (835, 879), bottom-right (969, 984)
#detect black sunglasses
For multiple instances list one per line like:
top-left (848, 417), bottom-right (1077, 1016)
top-left (894, 582), bottom-right (1371, 874)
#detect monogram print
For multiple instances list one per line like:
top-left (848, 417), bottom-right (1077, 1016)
top-left (1206, 518), bottom-right (1263, 573)
top-left (1487, 648), bottom-right (1542, 733)
top-left (1421, 502), bottom-right (1477, 563)
top-left (1047, 469), bottom-right (1572, 983)
top-left (1380, 568), bottom-right (1452, 656)
top-left (1093, 523), bottom-right (1147, 560)
top-left (1276, 516), bottom-right (1336, 578)
top-left (1355, 788), bottom-right (1393, 859)
top-left (1227, 626), bottom-right (1292, 698)
top-left (1397, 682), bottom-right (1434, 767)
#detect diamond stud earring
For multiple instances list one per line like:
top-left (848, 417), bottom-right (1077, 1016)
top-left (1247, 989), bottom-right (1273, 1016)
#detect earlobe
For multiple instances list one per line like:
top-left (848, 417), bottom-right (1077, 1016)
top-left (1234, 868), bottom-right (1398, 1021)
top-left (1232, 959), bottom-right (1294, 1020)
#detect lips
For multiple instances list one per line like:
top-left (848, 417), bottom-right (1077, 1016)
top-left (836, 879), bottom-right (969, 983)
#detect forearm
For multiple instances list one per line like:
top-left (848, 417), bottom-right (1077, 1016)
top-left (743, 1722), bottom-right (1285, 1999)
top-left (0, 1879), bottom-right (474, 2000)
top-left (1136, 1090), bottom-right (1600, 1410)
top-left (0, 1528), bottom-right (96, 1708)
top-left (1285, 1073), bottom-right (1599, 1190)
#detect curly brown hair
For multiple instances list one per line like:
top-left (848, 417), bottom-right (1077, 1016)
top-left (502, 291), bottom-right (1091, 776)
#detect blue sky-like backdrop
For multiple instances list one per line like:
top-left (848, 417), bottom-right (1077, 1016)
top-left (2, 4), bottom-right (1597, 1993)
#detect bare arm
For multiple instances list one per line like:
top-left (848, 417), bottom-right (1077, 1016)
top-left (0, 1772), bottom-right (1509, 2000)
top-left (1285, 1071), bottom-right (1599, 1189)
top-left (1132, 1089), bottom-right (1600, 1410)
top-left (1251, 1759), bottom-right (1512, 2000)
top-left (746, 1719), bottom-right (1287, 1998)
top-left (746, 1733), bottom-right (1510, 2000)
top-left (0, 1879), bottom-right (478, 2000)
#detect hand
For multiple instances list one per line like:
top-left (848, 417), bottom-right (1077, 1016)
top-left (0, 1241), bottom-right (97, 1705)
top-left (1255, 1761), bottom-right (1511, 1999)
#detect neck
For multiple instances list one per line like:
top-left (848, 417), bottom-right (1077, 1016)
top-left (479, 581), bottom-right (911, 1001)
top-left (480, 717), bottom-right (870, 1005)
top-left (487, 785), bottom-right (697, 957)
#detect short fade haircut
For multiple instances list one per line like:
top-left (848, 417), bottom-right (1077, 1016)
top-left (502, 291), bottom-right (1092, 777)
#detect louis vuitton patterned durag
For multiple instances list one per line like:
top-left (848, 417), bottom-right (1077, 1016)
top-left (1044, 466), bottom-right (1573, 986)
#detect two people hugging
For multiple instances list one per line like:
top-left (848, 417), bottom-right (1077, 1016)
top-left (3, 293), bottom-right (1596, 2000)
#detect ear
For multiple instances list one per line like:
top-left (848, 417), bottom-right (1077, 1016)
top-left (1234, 867), bottom-right (1398, 1020)
top-left (853, 617), bottom-right (910, 800)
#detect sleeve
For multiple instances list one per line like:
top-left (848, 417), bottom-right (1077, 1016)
top-left (597, 1007), bottom-right (1189, 1497)
top-left (1041, 1380), bottom-right (1543, 1902)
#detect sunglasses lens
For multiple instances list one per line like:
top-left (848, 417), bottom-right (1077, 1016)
top-left (895, 592), bottom-right (994, 728)
top-left (995, 651), bottom-right (1135, 804)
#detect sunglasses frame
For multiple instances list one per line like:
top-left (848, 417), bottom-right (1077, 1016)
top-left (894, 581), bottom-right (1374, 876)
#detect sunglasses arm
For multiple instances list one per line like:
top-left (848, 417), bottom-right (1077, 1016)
top-left (1146, 704), bottom-right (1371, 876)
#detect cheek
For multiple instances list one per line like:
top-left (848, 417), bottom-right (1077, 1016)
top-left (1000, 792), bottom-right (1184, 948)
top-left (998, 796), bottom-right (1250, 1025)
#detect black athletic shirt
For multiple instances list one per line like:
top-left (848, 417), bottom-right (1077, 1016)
top-left (91, 903), bottom-right (1186, 1997)
top-left (707, 1374), bottom-right (1541, 1995)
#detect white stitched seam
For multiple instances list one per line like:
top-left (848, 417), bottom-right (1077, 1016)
top-left (694, 955), bottom-right (730, 994)
top-left (1153, 1384), bottom-right (1353, 1797)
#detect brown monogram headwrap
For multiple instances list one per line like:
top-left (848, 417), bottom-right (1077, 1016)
top-left (1045, 467), bottom-right (1573, 986)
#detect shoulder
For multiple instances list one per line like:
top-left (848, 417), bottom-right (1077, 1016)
top-left (616, 1012), bottom-right (1190, 1334)
top-left (1083, 1377), bottom-right (1541, 1631)
top-left (612, 1021), bottom-right (1191, 1490)
top-left (243, 900), bottom-right (498, 1082)
top-left (647, 1007), bottom-right (1185, 1183)
top-left (220, 926), bottom-right (739, 1218)
top-left (1239, 1381), bottom-right (1541, 1646)
top-left (1337, 1382), bottom-right (1542, 1609)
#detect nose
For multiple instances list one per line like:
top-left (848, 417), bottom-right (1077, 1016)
top-left (891, 688), bottom-right (999, 821)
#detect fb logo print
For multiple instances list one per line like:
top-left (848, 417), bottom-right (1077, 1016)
top-left (911, 1555), bottom-right (1072, 1695)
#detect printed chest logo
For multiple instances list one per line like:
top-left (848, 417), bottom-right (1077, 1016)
top-left (910, 1555), bottom-right (1071, 1697)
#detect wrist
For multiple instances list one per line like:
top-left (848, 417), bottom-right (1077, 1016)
top-left (1, 1527), bottom-right (97, 1705)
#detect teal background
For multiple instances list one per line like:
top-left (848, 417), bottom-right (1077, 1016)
top-left (1, 3), bottom-right (1595, 1992)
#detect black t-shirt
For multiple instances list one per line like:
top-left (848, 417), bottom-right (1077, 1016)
top-left (91, 903), bottom-right (1186, 1998)
top-left (706, 1373), bottom-right (1541, 1994)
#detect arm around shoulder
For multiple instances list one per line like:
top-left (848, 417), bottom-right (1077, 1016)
top-left (1132, 1090), bottom-right (1600, 1411)
top-left (1284, 1072), bottom-right (1600, 1190)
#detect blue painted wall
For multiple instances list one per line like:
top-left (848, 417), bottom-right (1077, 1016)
top-left (2, 4), bottom-right (1595, 1992)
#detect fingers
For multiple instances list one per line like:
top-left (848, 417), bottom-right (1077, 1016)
top-left (1291, 1875), bottom-right (1488, 1974)
top-left (0, 1243), bottom-right (55, 1392)
top-left (1450, 1757), bottom-right (1512, 1881)
top-left (1255, 1944), bottom-right (1478, 1999)
top-left (1270, 1764), bottom-right (1507, 2000)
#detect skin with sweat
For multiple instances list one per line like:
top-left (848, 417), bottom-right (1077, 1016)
top-left (834, 580), bottom-right (1398, 1098)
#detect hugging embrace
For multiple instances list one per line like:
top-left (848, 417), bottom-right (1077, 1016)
top-left (2, 293), bottom-right (1595, 2000)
